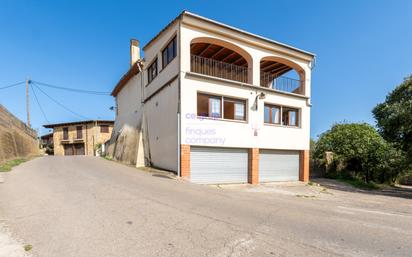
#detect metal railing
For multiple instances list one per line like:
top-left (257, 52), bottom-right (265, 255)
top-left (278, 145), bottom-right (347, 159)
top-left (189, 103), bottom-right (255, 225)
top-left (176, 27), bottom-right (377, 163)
top-left (260, 71), bottom-right (304, 95)
top-left (191, 55), bottom-right (249, 83)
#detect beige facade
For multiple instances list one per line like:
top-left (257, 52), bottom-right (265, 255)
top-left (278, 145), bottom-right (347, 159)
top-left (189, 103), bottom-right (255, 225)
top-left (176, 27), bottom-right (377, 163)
top-left (45, 121), bottom-right (113, 156)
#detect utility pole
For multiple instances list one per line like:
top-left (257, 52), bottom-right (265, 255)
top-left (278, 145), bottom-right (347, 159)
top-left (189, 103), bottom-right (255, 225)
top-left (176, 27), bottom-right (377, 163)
top-left (26, 78), bottom-right (30, 127)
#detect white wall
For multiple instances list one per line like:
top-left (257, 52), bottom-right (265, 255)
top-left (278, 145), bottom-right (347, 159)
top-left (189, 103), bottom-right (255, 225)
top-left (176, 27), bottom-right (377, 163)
top-left (142, 22), bottom-right (180, 171)
top-left (108, 74), bottom-right (144, 165)
top-left (143, 22), bottom-right (180, 98)
top-left (144, 78), bottom-right (179, 171)
top-left (179, 20), bottom-right (313, 151)
top-left (114, 75), bottom-right (143, 133)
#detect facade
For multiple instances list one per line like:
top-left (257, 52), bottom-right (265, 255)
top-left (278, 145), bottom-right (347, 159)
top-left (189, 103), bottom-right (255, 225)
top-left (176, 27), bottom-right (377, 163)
top-left (44, 120), bottom-right (114, 156)
top-left (40, 133), bottom-right (54, 155)
top-left (107, 11), bottom-right (315, 184)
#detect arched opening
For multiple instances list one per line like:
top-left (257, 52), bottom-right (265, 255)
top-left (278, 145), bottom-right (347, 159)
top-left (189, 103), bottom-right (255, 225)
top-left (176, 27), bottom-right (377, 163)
top-left (190, 37), bottom-right (252, 84)
top-left (260, 57), bottom-right (305, 95)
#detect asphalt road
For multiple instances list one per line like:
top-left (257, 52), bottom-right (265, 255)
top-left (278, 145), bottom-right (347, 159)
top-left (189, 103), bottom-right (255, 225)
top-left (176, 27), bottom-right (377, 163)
top-left (0, 156), bottom-right (411, 257)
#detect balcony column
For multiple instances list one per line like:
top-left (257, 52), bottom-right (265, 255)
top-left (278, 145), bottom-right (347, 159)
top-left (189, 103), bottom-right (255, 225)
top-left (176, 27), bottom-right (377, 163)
top-left (252, 57), bottom-right (260, 86)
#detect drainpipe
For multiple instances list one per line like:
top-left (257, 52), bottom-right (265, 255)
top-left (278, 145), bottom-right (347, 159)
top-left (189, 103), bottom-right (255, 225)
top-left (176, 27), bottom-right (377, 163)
top-left (94, 120), bottom-right (97, 156)
top-left (85, 123), bottom-right (88, 155)
top-left (177, 21), bottom-right (182, 177)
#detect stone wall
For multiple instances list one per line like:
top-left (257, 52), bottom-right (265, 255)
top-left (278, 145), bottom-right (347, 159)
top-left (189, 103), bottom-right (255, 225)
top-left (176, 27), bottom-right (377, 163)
top-left (0, 105), bottom-right (39, 163)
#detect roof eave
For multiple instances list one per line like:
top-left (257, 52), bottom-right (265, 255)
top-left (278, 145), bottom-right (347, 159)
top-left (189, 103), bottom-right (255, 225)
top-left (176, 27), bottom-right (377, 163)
top-left (43, 120), bottom-right (114, 129)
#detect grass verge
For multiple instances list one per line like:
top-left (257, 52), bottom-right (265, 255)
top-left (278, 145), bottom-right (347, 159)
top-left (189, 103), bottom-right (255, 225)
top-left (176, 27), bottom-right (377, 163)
top-left (24, 244), bottom-right (32, 251)
top-left (336, 177), bottom-right (380, 190)
top-left (0, 158), bottom-right (27, 172)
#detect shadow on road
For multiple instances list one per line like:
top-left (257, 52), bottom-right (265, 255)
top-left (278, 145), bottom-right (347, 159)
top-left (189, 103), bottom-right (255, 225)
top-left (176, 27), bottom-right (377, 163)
top-left (313, 178), bottom-right (412, 200)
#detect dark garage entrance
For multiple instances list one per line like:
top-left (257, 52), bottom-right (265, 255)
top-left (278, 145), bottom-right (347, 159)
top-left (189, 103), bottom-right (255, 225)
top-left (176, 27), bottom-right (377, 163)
top-left (64, 143), bottom-right (85, 156)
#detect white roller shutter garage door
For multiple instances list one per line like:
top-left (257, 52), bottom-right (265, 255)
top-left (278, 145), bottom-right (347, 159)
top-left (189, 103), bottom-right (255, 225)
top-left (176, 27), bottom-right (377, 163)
top-left (259, 150), bottom-right (300, 182)
top-left (190, 147), bottom-right (248, 184)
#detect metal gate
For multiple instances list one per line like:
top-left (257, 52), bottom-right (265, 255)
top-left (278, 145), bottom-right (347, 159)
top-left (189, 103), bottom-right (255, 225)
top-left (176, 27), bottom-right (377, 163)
top-left (259, 150), bottom-right (300, 182)
top-left (190, 147), bottom-right (248, 184)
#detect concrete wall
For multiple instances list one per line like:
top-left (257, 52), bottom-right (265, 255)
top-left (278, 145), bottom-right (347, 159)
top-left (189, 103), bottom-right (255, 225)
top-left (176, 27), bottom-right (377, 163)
top-left (144, 78), bottom-right (179, 171)
top-left (53, 122), bottom-right (113, 156)
top-left (106, 75), bottom-right (144, 165)
top-left (0, 105), bottom-right (39, 163)
top-left (142, 22), bottom-right (180, 172)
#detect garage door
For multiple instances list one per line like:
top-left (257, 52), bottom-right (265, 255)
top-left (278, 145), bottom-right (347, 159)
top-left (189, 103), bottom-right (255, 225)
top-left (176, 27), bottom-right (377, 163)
top-left (74, 143), bottom-right (85, 155)
top-left (259, 150), bottom-right (300, 182)
top-left (64, 144), bottom-right (73, 156)
top-left (190, 147), bottom-right (248, 184)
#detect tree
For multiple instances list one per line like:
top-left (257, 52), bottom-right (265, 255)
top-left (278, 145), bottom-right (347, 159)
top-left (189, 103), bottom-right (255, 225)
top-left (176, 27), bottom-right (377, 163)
top-left (313, 123), bottom-right (398, 183)
top-left (373, 75), bottom-right (412, 163)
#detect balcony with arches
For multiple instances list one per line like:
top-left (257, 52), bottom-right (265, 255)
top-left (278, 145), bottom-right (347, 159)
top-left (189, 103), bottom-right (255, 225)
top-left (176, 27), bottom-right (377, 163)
top-left (189, 37), bottom-right (305, 96)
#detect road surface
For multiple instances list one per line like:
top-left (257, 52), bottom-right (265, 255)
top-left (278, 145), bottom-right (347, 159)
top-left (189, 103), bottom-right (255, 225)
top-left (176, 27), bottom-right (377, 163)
top-left (0, 156), bottom-right (411, 257)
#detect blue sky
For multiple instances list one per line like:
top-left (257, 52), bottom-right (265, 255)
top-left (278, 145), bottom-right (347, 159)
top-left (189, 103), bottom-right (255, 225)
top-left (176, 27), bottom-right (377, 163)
top-left (1, 0), bottom-right (411, 137)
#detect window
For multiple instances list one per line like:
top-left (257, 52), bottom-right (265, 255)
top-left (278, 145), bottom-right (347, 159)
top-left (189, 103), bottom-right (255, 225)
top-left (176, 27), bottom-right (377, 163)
top-left (162, 36), bottom-right (177, 68)
top-left (283, 107), bottom-right (299, 127)
top-left (264, 104), bottom-right (300, 127)
top-left (100, 125), bottom-right (109, 133)
top-left (147, 58), bottom-right (158, 83)
top-left (224, 98), bottom-right (246, 121)
top-left (63, 127), bottom-right (69, 140)
top-left (197, 93), bottom-right (221, 118)
top-left (76, 126), bottom-right (82, 139)
top-left (264, 104), bottom-right (281, 124)
top-left (197, 93), bottom-right (246, 121)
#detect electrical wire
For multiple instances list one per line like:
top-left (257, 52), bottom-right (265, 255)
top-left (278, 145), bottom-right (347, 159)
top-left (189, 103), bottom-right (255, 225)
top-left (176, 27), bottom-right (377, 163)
top-left (30, 84), bottom-right (50, 124)
top-left (33, 80), bottom-right (110, 95)
top-left (0, 81), bottom-right (25, 90)
top-left (32, 83), bottom-right (91, 120)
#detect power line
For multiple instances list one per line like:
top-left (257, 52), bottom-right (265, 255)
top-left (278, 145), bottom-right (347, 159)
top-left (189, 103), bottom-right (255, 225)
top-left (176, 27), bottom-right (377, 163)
top-left (33, 83), bottom-right (91, 120)
top-left (33, 80), bottom-right (110, 95)
top-left (0, 81), bottom-right (25, 90)
top-left (30, 84), bottom-right (49, 124)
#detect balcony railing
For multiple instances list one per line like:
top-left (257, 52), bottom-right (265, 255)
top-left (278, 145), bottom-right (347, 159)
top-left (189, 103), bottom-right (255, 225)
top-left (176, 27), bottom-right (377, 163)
top-left (261, 71), bottom-right (304, 95)
top-left (191, 55), bottom-right (249, 83)
top-left (59, 136), bottom-right (83, 142)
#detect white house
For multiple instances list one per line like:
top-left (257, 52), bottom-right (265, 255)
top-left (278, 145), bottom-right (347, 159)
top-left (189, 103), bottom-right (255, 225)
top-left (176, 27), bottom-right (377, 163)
top-left (107, 11), bottom-right (315, 184)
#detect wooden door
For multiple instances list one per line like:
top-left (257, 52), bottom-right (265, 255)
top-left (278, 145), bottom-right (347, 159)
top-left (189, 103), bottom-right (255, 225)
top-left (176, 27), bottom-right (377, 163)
top-left (74, 143), bottom-right (85, 155)
top-left (64, 144), bottom-right (73, 156)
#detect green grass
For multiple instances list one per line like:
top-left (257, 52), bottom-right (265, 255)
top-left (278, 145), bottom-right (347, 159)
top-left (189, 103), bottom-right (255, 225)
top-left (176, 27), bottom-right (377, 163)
top-left (102, 155), bottom-right (112, 161)
top-left (336, 177), bottom-right (380, 190)
top-left (24, 244), bottom-right (32, 251)
top-left (0, 158), bottom-right (27, 172)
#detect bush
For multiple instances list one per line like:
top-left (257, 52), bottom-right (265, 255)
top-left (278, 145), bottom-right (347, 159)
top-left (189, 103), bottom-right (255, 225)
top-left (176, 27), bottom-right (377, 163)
top-left (373, 75), bottom-right (412, 163)
top-left (314, 123), bottom-right (405, 183)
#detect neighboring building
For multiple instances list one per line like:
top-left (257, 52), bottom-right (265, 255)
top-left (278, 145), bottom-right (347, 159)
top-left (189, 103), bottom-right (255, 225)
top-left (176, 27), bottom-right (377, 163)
top-left (44, 120), bottom-right (114, 156)
top-left (40, 133), bottom-right (54, 155)
top-left (107, 11), bottom-right (315, 184)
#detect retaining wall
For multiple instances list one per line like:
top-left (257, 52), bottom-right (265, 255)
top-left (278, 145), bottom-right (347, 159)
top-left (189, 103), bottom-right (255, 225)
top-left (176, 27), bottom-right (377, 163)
top-left (0, 105), bottom-right (39, 163)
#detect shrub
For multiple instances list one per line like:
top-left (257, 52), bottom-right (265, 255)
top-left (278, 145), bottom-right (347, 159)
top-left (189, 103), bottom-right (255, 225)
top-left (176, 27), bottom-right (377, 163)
top-left (314, 123), bottom-right (405, 183)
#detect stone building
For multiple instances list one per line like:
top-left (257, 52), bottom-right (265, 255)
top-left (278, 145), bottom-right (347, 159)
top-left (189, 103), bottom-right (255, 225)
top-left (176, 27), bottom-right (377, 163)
top-left (44, 120), bottom-right (113, 156)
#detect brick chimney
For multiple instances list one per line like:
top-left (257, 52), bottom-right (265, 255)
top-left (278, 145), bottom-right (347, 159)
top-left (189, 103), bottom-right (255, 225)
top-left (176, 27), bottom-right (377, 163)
top-left (130, 39), bottom-right (140, 66)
